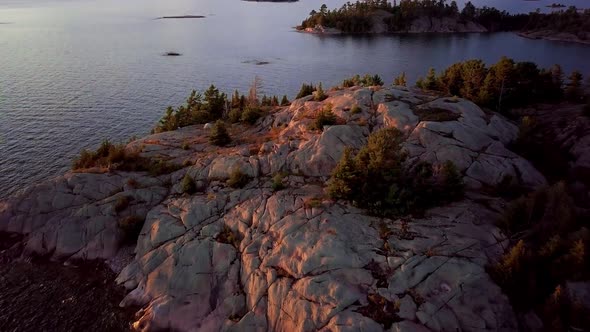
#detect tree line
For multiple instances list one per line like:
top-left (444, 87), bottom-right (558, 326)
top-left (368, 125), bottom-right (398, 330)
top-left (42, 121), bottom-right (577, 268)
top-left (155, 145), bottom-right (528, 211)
top-left (154, 77), bottom-right (290, 134)
top-left (298, 0), bottom-right (589, 34)
top-left (415, 56), bottom-right (587, 112)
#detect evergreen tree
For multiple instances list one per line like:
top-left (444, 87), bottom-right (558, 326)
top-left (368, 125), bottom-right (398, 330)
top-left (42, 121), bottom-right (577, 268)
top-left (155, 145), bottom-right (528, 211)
top-left (231, 90), bottom-right (241, 109)
top-left (566, 71), bottom-right (584, 101)
top-left (280, 95), bottom-right (290, 106)
top-left (296, 83), bottom-right (316, 99)
top-left (424, 67), bottom-right (438, 90)
top-left (204, 85), bottom-right (226, 120)
top-left (393, 72), bottom-right (407, 86)
top-left (209, 120), bottom-right (231, 146)
top-left (271, 96), bottom-right (280, 106)
top-left (314, 82), bottom-right (328, 101)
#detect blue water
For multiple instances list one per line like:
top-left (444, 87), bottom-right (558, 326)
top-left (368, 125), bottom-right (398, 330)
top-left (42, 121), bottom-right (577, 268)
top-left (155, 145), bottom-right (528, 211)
top-left (1, 0), bottom-right (589, 198)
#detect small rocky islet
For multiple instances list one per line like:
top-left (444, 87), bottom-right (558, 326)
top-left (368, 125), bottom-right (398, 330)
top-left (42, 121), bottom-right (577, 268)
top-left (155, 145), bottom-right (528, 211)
top-left (3, 77), bottom-right (589, 331)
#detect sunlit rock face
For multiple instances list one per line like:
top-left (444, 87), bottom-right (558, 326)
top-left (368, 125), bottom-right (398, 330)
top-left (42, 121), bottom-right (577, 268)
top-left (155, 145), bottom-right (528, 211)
top-left (1, 85), bottom-right (546, 331)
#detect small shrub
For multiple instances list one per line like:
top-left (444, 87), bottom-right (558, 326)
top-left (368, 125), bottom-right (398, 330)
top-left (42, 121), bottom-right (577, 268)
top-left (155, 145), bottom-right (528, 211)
top-left (114, 195), bottom-right (131, 213)
top-left (181, 173), bottom-right (196, 194)
top-left (304, 197), bottom-right (323, 209)
top-left (217, 225), bottom-right (241, 248)
top-left (327, 128), bottom-right (464, 216)
top-left (271, 173), bottom-right (286, 192)
top-left (313, 83), bottom-right (328, 102)
top-left (355, 293), bottom-right (400, 329)
top-left (126, 178), bottom-right (138, 188)
top-left (310, 106), bottom-right (337, 131)
top-left (147, 159), bottom-right (181, 176)
top-left (280, 95), bottom-right (290, 106)
top-left (209, 120), bottom-right (231, 146)
top-left (227, 167), bottom-right (251, 189)
top-left (72, 140), bottom-right (126, 170)
top-left (296, 83), bottom-right (316, 99)
top-left (240, 107), bottom-right (262, 125)
top-left (181, 142), bottom-right (190, 150)
top-left (118, 215), bottom-right (145, 243)
top-left (228, 108), bottom-right (242, 123)
top-left (393, 72), bottom-right (407, 86)
top-left (414, 108), bottom-right (460, 122)
top-left (351, 105), bottom-right (362, 115)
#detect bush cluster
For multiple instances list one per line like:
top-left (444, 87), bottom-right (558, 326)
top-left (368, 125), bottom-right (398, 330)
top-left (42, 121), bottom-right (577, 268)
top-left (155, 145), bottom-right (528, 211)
top-left (227, 167), bottom-right (251, 189)
top-left (342, 74), bottom-right (384, 87)
top-left (415, 57), bottom-right (573, 112)
top-left (310, 105), bottom-right (338, 131)
top-left (327, 128), bottom-right (464, 216)
top-left (490, 182), bottom-right (590, 331)
top-left (72, 140), bottom-right (181, 176)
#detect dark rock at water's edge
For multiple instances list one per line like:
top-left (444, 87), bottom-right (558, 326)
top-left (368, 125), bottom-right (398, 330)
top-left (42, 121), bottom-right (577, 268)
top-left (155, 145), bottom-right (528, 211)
top-left (156, 15), bottom-right (206, 19)
top-left (0, 232), bottom-right (135, 332)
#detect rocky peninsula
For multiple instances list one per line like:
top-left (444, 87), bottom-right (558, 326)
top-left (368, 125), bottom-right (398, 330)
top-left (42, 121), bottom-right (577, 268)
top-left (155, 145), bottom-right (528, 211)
top-left (2, 74), bottom-right (590, 330)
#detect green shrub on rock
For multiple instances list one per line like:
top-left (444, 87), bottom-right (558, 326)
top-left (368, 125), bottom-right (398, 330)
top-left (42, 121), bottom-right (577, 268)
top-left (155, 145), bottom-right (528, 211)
top-left (296, 83), bottom-right (316, 99)
top-left (227, 167), bottom-right (251, 189)
top-left (240, 107), bottom-right (262, 125)
top-left (209, 120), bottom-right (231, 146)
top-left (310, 105), bottom-right (338, 131)
top-left (327, 128), bottom-right (464, 216)
top-left (181, 173), bottom-right (196, 194)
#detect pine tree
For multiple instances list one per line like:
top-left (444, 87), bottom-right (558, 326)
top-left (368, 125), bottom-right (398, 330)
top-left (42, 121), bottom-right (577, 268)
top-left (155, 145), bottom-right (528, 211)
top-left (566, 70), bottom-right (583, 101)
top-left (231, 90), bottom-right (241, 109)
top-left (314, 82), bottom-right (327, 101)
top-left (209, 120), bottom-right (231, 146)
top-left (280, 95), bottom-right (290, 106)
top-left (271, 96), bottom-right (279, 106)
top-left (393, 72), bottom-right (407, 86)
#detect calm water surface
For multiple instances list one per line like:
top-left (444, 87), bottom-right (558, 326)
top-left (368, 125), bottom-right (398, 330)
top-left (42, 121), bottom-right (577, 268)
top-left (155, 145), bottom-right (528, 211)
top-left (1, 0), bottom-right (590, 199)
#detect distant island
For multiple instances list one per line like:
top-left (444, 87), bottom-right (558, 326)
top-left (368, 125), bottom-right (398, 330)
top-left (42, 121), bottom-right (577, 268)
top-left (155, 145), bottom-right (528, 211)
top-left (547, 3), bottom-right (566, 8)
top-left (297, 1), bottom-right (590, 44)
top-left (156, 15), bottom-right (205, 19)
top-left (243, 0), bottom-right (298, 2)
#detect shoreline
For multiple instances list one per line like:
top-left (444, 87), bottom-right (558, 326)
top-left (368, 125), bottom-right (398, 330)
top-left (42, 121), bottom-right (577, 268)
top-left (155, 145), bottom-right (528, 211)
top-left (296, 27), bottom-right (590, 45)
top-left (517, 31), bottom-right (590, 45)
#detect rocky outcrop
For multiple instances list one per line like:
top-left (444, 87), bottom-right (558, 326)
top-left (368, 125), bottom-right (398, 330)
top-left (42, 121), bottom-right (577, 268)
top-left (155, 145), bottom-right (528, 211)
top-left (518, 30), bottom-right (590, 45)
top-left (1, 85), bottom-right (547, 331)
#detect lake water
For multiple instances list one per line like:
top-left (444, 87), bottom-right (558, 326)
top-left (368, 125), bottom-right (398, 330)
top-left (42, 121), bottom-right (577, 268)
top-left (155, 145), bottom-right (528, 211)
top-left (1, 0), bottom-right (590, 199)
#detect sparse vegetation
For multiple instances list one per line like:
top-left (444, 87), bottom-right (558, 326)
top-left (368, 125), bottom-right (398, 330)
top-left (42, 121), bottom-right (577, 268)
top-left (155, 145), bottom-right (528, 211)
top-left (415, 57), bottom-right (573, 113)
top-left (296, 83), bottom-right (316, 99)
top-left (227, 167), bottom-right (251, 189)
top-left (181, 173), bottom-right (196, 194)
top-left (209, 120), bottom-right (231, 146)
top-left (327, 128), bottom-right (464, 216)
top-left (351, 105), bottom-right (362, 115)
top-left (393, 72), bottom-right (407, 87)
top-left (114, 195), bottom-right (131, 213)
top-left (342, 74), bottom-right (384, 87)
top-left (490, 182), bottom-right (590, 331)
top-left (240, 107), bottom-right (263, 125)
top-left (72, 140), bottom-right (180, 176)
top-left (271, 173), bottom-right (286, 192)
top-left (216, 225), bottom-right (241, 248)
top-left (310, 105), bottom-right (338, 131)
top-left (304, 197), bottom-right (323, 209)
top-left (413, 107), bottom-right (461, 122)
top-left (313, 83), bottom-right (328, 101)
